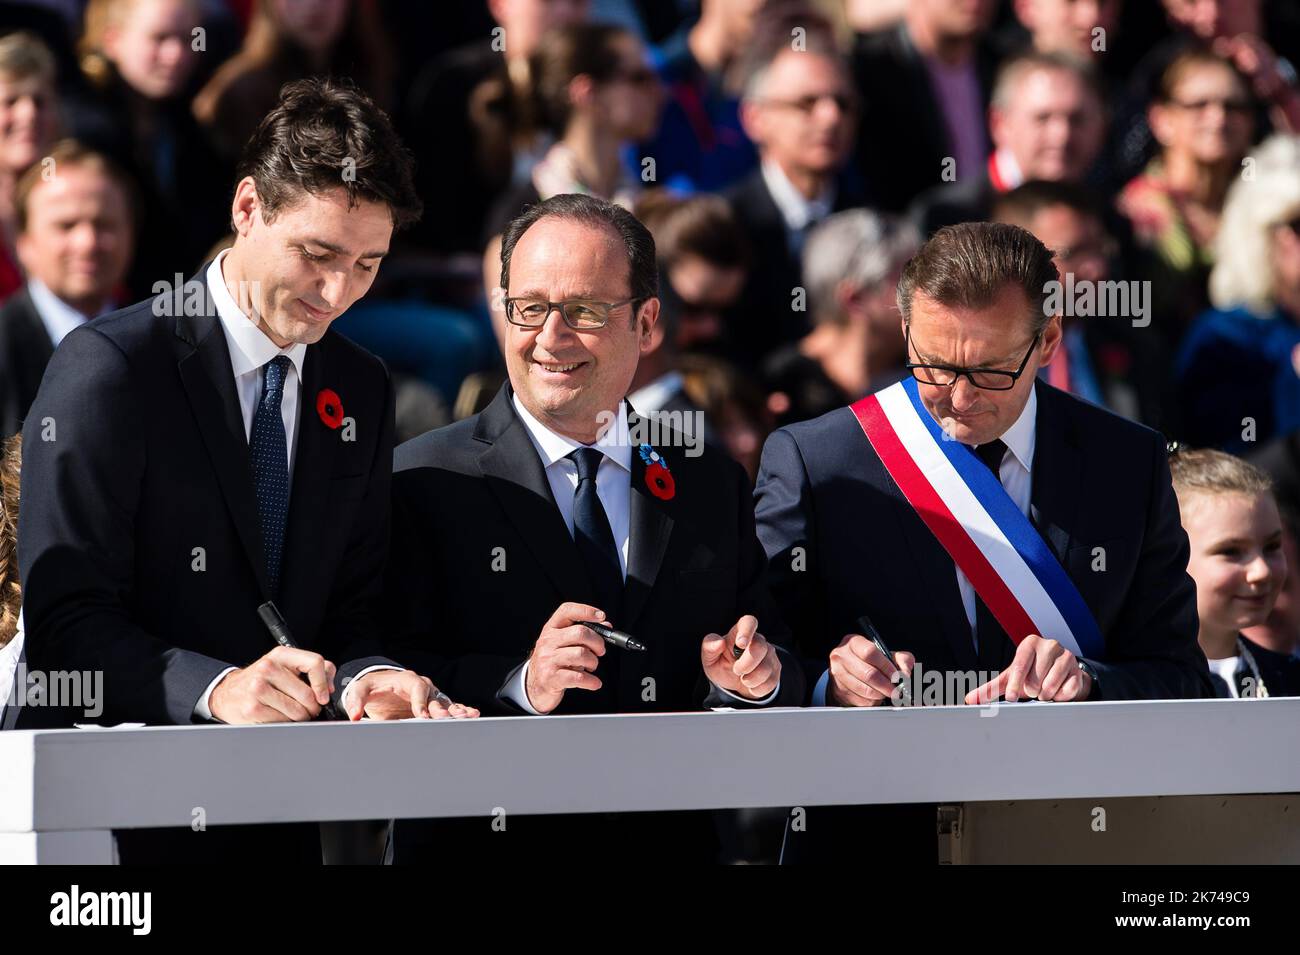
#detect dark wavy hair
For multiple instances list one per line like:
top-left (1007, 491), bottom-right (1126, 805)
top-left (236, 77), bottom-right (422, 229)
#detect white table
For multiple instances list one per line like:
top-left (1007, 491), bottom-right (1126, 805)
top-left (3, 699), bottom-right (1298, 863)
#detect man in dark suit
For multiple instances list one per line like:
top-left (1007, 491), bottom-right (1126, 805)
top-left (726, 23), bottom-right (864, 369)
top-left (755, 222), bottom-right (1214, 863)
top-left (384, 193), bottom-right (804, 863)
top-left (15, 79), bottom-right (476, 862)
top-left (851, 0), bottom-right (1002, 215)
top-left (0, 140), bottom-right (135, 438)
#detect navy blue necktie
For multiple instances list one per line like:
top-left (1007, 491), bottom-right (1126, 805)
top-left (250, 355), bottom-right (291, 595)
top-left (568, 447), bottom-right (623, 619)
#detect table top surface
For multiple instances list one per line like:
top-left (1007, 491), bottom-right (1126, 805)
top-left (3, 699), bottom-right (1298, 832)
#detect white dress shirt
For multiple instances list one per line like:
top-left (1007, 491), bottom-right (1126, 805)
top-left (193, 250), bottom-right (394, 720)
top-left (959, 386), bottom-right (1038, 643)
top-left (26, 277), bottom-right (111, 348)
top-left (760, 158), bottom-right (835, 253)
top-left (501, 396), bottom-right (775, 713)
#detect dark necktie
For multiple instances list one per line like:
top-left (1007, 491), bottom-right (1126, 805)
top-left (250, 355), bottom-right (291, 596)
top-left (568, 447), bottom-right (623, 619)
top-left (968, 438), bottom-right (1012, 669)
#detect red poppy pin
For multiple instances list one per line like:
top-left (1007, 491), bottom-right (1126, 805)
top-left (316, 388), bottom-right (345, 429)
top-left (638, 443), bottom-right (675, 500)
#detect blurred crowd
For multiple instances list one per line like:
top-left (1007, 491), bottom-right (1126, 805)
top-left (3, 0), bottom-right (1300, 515)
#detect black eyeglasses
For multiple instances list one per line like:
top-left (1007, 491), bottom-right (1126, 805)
top-left (504, 297), bottom-right (640, 330)
top-left (760, 92), bottom-right (859, 115)
top-left (904, 326), bottom-right (1042, 392)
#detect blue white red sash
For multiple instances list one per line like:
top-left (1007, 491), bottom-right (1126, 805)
top-left (851, 378), bottom-right (1104, 659)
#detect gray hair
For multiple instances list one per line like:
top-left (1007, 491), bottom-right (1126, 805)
top-left (991, 50), bottom-right (1103, 113)
top-left (802, 210), bottom-right (919, 322)
top-left (1211, 134), bottom-right (1300, 315)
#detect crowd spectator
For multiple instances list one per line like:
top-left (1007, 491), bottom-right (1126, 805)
top-left (1175, 134), bottom-right (1300, 453)
top-left (0, 139), bottom-right (136, 437)
top-left (0, 32), bottom-right (61, 302)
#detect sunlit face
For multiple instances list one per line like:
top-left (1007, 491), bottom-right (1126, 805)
top-left (104, 0), bottom-right (199, 100)
top-left (489, 0), bottom-right (590, 59)
top-left (229, 180), bottom-right (393, 347)
top-left (593, 34), bottom-right (662, 142)
top-left (1181, 490), bottom-right (1286, 647)
top-left (993, 68), bottom-right (1106, 182)
top-left (272, 0), bottom-right (348, 57)
top-left (746, 51), bottom-right (856, 179)
top-left (502, 216), bottom-right (657, 443)
top-left (1016, 0), bottom-right (1121, 57)
top-left (1151, 63), bottom-right (1254, 165)
top-left (904, 284), bottom-right (1061, 446)
top-left (16, 163), bottom-right (133, 313)
top-left (0, 71), bottom-right (58, 175)
top-left (1022, 204), bottom-right (1111, 285)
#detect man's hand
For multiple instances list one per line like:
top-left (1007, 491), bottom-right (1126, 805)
top-left (343, 669), bottom-right (480, 721)
top-left (701, 615), bottom-right (781, 700)
top-left (826, 633), bottom-right (915, 706)
top-left (964, 634), bottom-right (1092, 704)
top-left (525, 602), bottom-right (609, 714)
top-left (209, 646), bottom-right (337, 724)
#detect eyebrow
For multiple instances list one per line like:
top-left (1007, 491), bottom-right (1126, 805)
top-left (302, 238), bottom-right (388, 260)
top-left (915, 348), bottom-right (1023, 368)
top-left (509, 289), bottom-right (615, 300)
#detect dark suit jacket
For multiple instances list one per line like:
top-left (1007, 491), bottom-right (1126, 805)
top-left (382, 385), bottom-right (804, 863)
top-left (755, 379), bottom-right (1213, 702)
top-left (724, 168), bottom-right (863, 369)
top-left (851, 24), bottom-right (999, 214)
top-left (0, 288), bottom-right (54, 439)
top-left (384, 384), bottom-right (803, 714)
top-left (756, 380), bottom-right (1212, 863)
top-left (16, 270), bottom-right (399, 728)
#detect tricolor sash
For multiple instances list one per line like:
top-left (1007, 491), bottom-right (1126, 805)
top-left (851, 378), bottom-right (1104, 660)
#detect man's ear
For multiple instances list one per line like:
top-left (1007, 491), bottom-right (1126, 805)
top-left (230, 177), bottom-right (260, 236)
top-left (638, 297), bottom-right (661, 354)
top-left (738, 98), bottom-right (765, 146)
top-left (1038, 313), bottom-right (1064, 366)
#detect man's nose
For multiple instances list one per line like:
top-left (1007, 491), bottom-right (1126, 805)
top-left (320, 270), bottom-right (348, 308)
top-left (534, 306), bottom-right (575, 351)
top-left (949, 376), bottom-right (981, 409)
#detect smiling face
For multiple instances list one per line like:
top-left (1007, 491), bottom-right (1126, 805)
top-left (1182, 490), bottom-right (1287, 649)
top-left (104, 0), bottom-right (199, 100)
top-left (0, 70), bottom-right (58, 175)
top-left (905, 283), bottom-right (1061, 446)
top-left (226, 178), bottom-right (393, 347)
top-left (503, 216), bottom-right (658, 443)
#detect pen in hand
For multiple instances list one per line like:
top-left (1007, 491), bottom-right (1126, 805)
top-left (857, 613), bottom-right (911, 705)
top-left (580, 620), bottom-right (647, 651)
top-left (257, 600), bottom-right (335, 719)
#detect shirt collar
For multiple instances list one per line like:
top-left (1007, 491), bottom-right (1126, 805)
top-left (760, 157), bottom-right (834, 232)
top-left (626, 371), bottom-right (684, 416)
top-left (206, 249), bottom-right (307, 382)
top-left (996, 383), bottom-right (1037, 473)
top-left (511, 393), bottom-right (634, 474)
top-left (26, 277), bottom-right (108, 347)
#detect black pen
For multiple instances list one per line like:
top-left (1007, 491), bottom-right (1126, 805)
top-left (580, 620), bottom-right (647, 651)
top-left (258, 600), bottom-right (335, 719)
top-left (857, 613), bottom-right (911, 705)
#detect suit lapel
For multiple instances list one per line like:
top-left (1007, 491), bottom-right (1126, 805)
top-left (279, 342), bottom-right (338, 614)
top-left (476, 388), bottom-right (593, 605)
top-left (174, 271), bottom-right (271, 599)
top-left (1029, 381), bottom-right (1082, 564)
top-left (624, 415), bottom-right (674, 630)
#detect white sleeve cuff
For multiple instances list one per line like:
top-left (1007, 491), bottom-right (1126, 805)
top-left (499, 659), bottom-right (543, 715)
top-left (194, 667), bottom-right (238, 721)
top-left (710, 679), bottom-right (780, 707)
